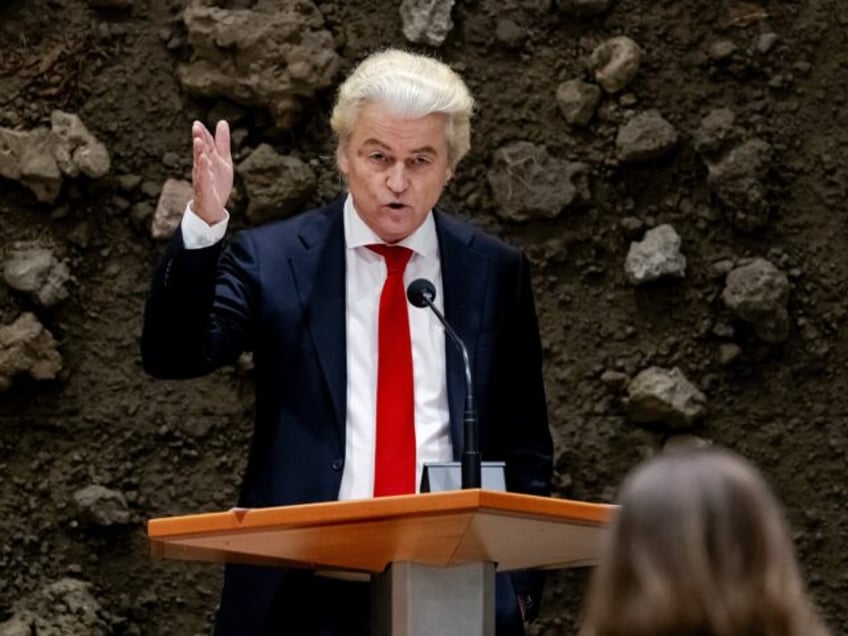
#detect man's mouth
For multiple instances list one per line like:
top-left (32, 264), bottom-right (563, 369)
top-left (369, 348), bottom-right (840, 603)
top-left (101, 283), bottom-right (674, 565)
top-left (386, 202), bottom-right (405, 210)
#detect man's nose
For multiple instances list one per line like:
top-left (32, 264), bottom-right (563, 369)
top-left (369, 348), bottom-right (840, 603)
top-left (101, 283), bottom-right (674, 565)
top-left (386, 163), bottom-right (408, 194)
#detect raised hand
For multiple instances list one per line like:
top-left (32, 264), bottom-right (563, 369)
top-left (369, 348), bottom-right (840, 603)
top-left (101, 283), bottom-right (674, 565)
top-left (191, 120), bottom-right (233, 225)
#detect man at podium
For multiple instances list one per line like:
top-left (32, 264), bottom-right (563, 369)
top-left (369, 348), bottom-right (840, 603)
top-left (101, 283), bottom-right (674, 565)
top-left (141, 48), bottom-right (553, 635)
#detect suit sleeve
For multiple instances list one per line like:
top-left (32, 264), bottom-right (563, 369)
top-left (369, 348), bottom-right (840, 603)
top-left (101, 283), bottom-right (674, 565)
top-left (140, 228), bottom-right (260, 379)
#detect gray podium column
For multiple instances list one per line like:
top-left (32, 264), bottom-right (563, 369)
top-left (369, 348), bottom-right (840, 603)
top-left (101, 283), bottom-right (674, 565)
top-left (371, 562), bottom-right (496, 636)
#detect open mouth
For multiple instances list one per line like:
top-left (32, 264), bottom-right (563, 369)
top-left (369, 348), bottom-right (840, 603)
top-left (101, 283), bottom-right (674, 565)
top-left (387, 202), bottom-right (405, 210)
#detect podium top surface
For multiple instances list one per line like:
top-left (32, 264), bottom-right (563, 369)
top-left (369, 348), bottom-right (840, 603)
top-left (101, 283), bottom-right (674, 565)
top-left (148, 489), bottom-right (616, 574)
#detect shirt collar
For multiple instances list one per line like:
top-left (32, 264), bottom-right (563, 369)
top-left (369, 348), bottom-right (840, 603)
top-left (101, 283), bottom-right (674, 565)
top-left (343, 193), bottom-right (439, 257)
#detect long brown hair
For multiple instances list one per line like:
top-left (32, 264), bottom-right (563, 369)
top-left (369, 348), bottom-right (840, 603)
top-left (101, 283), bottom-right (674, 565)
top-left (579, 447), bottom-right (830, 636)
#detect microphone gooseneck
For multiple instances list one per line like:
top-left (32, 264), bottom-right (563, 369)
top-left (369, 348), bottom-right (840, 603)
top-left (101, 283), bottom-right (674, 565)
top-left (406, 278), bottom-right (481, 489)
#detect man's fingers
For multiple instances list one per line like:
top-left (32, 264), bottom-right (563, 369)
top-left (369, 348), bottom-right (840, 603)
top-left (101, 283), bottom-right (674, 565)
top-left (192, 120), bottom-right (212, 149)
top-left (190, 121), bottom-right (227, 222)
top-left (192, 120), bottom-right (214, 155)
top-left (192, 135), bottom-right (205, 164)
top-left (215, 120), bottom-right (232, 161)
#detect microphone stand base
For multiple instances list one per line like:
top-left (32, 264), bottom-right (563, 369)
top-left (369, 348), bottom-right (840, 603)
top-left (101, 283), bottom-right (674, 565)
top-left (419, 461), bottom-right (506, 493)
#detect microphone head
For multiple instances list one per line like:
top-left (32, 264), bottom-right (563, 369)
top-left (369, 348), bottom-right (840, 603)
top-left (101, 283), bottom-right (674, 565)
top-left (407, 278), bottom-right (436, 307)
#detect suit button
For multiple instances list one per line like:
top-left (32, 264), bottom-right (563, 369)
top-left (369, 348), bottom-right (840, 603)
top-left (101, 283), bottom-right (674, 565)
top-left (331, 458), bottom-right (343, 471)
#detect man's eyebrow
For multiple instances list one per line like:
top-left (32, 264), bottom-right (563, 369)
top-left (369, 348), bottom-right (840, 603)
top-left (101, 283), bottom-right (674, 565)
top-left (361, 138), bottom-right (390, 149)
top-left (360, 139), bottom-right (438, 155)
top-left (410, 146), bottom-right (438, 155)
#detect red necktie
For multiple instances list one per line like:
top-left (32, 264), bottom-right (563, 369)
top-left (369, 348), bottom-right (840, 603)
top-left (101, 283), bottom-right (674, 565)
top-left (368, 244), bottom-right (416, 496)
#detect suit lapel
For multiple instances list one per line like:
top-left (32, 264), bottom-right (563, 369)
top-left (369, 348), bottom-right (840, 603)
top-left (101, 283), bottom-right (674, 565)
top-left (435, 210), bottom-right (490, 457)
top-left (290, 199), bottom-right (347, 446)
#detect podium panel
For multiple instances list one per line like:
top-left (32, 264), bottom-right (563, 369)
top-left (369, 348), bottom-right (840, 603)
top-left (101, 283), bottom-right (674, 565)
top-left (148, 489), bottom-right (614, 573)
top-left (148, 489), bottom-right (615, 636)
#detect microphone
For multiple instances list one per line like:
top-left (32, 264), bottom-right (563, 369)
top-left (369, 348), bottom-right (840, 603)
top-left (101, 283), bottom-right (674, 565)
top-left (407, 278), bottom-right (481, 489)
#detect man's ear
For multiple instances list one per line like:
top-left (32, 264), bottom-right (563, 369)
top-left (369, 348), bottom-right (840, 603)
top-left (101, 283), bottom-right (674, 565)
top-left (336, 142), bottom-right (349, 175)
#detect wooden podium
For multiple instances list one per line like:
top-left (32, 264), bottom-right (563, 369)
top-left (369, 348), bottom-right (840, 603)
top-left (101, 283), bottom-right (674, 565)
top-left (148, 489), bottom-right (614, 635)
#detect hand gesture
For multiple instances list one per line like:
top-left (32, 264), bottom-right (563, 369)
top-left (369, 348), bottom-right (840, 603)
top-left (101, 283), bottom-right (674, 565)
top-left (191, 120), bottom-right (233, 225)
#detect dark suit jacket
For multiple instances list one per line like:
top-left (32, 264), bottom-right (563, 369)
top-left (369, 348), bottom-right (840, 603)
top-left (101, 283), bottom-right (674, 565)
top-left (141, 197), bottom-right (553, 635)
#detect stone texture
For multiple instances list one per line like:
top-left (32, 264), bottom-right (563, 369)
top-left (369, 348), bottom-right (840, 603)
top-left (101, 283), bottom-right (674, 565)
top-left (51, 111), bottom-right (111, 179)
top-left (625, 224), bottom-right (686, 285)
top-left (589, 36), bottom-right (642, 93)
top-left (0, 579), bottom-right (108, 636)
top-left (626, 366), bottom-right (707, 428)
top-left (400, 0), bottom-right (456, 46)
top-left (73, 484), bottom-right (131, 526)
top-left (3, 245), bottom-right (71, 307)
top-left (706, 138), bottom-right (773, 232)
top-left (151, 178), bottom-right (193, 240)
top-left (722, 258), bottom-right (791, 343)
top-left (487, 141), bottom-right (589, 221)
top-left (556, 79), bottom-right (602, 127)
top-left (616, 110), bottom-right (679, 162)
top-left (0, 313), bottom-right (62, 391)
top-left (178, 2), bottom-right (341, 128)
top-left (694, 108), bottom-right (740, 157)
top-left (236, 144), bottom-right (317, 225)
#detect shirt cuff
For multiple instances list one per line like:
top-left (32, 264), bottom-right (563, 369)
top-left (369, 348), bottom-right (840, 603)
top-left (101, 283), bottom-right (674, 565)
top-left (181, 201), bottom-right (229, 249)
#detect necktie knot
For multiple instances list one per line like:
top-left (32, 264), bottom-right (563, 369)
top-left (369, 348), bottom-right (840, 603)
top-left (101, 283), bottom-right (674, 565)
top-left (368, 244), bottom-right (413, 275)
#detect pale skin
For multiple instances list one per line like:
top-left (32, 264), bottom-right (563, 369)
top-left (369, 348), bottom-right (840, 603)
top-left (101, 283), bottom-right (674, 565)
top-left (336, 101), bottom-right (453, 243)
top-left (191, 119), bottom-right (233, 225)
top-left (189, 102), bottom-right (453, 242)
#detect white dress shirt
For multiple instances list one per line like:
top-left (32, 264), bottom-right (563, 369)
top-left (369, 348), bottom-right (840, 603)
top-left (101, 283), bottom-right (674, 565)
top-left (179, 195), bottom-right (453, 500)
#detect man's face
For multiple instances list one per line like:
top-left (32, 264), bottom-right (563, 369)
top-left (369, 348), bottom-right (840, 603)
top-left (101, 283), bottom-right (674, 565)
top-left (338, 101), bottom-right (454, 244)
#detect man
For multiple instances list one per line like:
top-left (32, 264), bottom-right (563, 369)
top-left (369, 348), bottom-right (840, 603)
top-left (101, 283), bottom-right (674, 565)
top-left (142, 49), bottom-right (553, 635)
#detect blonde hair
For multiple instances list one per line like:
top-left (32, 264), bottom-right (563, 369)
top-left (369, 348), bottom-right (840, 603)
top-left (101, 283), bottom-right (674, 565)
top-left (330, 49), bottom-right (474, 168)
top-left (580, 448), bottom-right (830, 636)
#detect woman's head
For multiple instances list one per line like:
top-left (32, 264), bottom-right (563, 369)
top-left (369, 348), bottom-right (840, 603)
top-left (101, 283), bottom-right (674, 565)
top-left (330, 48), bottom-right (474, 170)
top-left (580, 447), bottom-right (829, 636)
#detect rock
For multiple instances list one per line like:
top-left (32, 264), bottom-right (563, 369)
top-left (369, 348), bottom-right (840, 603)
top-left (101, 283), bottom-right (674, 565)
top-left (487, 141), bottom-right (590, 221)
top-left (600, 369), bottom-right (628, 389)
top-left (495, 18), bottom-right (526, 50)
top-left (708, 39), bottom-right (737, 61)
top-left (236, 144), bottom-right (317, 225)
top-left (0, 111), bottom-right (109, 203)
top-left (3, 245), bottom-right (71, 307)
top-left (51, 110), bottom-right (111, 178)
top-left (151, 178), bottom-right (193, 240)
top-left (693, 108), bottom-right (739, 157)
top-left (624, 224), bottom-right (686, 284)
top-left (116, 173), bottom-right (142, 192)
top-left (718, 342), bottom-right (742, 365)
top-left (755, 32), bottom-right (779, 54)
top-left (626, 366), bottom-right (707, 428)
top-left (0, 313), bottom-right (63, 391)
top-left (0, 127), bottom-right (62, 203)
top-left (178, 3), bottom-right (340, 128)
top-left (616, 110), bottom-right (678, 163)
top-left (589, 36), bottom-right (642, 93)
top-left (555, 79), bottom-right (602, 127)
top-left (706, 138), bottom-right (773, 231)
top-left (400, 0), bottom-right (456, 46)
top-left (722, 257), bottom-right (791, 342)
top-left (0, 578), bottom-right (109, 635)
top-left (73, 484), bottom-right (131, 526)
